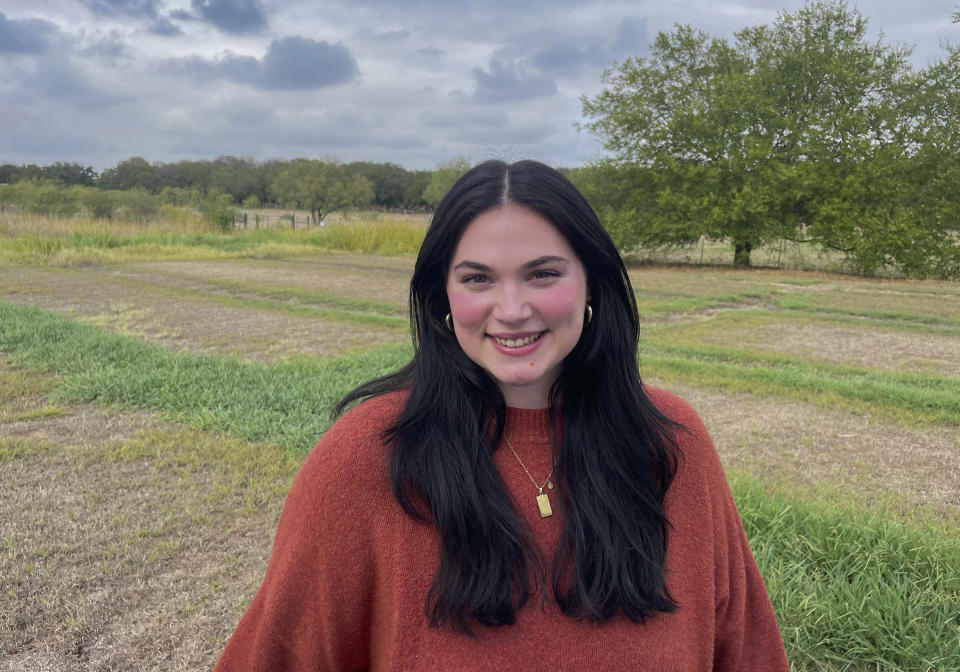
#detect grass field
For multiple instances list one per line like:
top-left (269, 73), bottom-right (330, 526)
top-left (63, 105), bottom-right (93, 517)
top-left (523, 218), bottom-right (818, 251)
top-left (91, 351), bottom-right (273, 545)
top-left (1, 216), bottom-right (958, 670)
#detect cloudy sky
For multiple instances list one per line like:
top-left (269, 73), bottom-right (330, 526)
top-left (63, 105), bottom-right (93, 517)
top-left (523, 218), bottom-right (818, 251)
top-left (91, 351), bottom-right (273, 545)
top-left (0, 0), bottom-right (957, 171)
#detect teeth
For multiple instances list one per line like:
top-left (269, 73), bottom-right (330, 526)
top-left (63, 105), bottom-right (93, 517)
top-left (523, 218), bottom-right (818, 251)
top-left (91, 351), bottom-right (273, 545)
top-left (495, 332), bottom-right (541, 348)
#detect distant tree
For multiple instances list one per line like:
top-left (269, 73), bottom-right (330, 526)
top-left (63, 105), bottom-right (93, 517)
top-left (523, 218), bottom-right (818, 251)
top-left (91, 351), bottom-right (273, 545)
top-left (0, 164), bottom-right (42, 184)
top-left (422, 157), bottom-right (471, 208)
top-left (80, 188), bottom-right (119, 218)
top-left (270, 159), bottom-right (374, 224)
top-left (401, 170), bottom-right (431, 210)
top-left (41, 162), bottom-right (97, 187)
top-left (202, 192), bottom-right (240, 232)
top-left (207, 156), bottom-right (264, 202)
top-left (343, 161), bottom-right (410, 209)
top-left (117, 188), bottom-right (160, 222)
top-left (98, 157), bottom-right (159, 192)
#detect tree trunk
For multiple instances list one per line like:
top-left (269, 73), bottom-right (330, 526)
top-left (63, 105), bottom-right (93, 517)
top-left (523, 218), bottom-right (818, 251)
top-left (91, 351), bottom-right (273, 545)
top-left (733, 241), bottom-right (753, 267)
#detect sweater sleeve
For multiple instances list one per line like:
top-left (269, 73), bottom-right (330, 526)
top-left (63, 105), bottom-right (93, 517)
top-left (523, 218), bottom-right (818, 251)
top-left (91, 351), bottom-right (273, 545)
top-left (652, 388), bottom-right (790, 671)
top-left (214, 406), bottom-right (387, 672)
top-left (707, 464), bottom-right (789, 671)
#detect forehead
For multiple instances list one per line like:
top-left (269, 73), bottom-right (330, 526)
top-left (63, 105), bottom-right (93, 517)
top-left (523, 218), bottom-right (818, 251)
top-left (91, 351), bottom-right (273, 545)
top-left (450, 205), bottom-right (577, 262)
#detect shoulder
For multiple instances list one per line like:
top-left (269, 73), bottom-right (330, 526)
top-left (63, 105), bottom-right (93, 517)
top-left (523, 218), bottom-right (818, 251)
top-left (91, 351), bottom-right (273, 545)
top-left (643, 384), bottom-right (726, 487)
top-left (291, 390), bottom-right (409, 513)
top-left (643, 385), bottom-right (711, 444)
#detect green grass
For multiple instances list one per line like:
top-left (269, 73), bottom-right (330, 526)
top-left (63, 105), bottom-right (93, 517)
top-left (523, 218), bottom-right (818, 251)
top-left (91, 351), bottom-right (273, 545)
top-left (777, 295), bottom-right (960, 329)
top-left (640, 341), bottom-right (960, 425)
top-left (735, 475), bottom-right (960, 670)
top-left (0, 300), bottom-right (411, 451)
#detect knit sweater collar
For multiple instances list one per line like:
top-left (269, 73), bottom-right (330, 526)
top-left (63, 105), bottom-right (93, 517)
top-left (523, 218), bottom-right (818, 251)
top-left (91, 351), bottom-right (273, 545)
top-left (503, 406), bottom-right (557, 445)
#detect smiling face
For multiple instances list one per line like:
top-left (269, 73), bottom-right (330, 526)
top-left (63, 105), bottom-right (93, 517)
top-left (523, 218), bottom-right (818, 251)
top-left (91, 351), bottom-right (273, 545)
top-left (445, 204), bottom-right (589, 409)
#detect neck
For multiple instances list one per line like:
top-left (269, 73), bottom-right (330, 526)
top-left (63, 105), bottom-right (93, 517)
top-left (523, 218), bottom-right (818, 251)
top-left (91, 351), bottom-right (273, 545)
top-left (501, 383), bottom-right (551, 409)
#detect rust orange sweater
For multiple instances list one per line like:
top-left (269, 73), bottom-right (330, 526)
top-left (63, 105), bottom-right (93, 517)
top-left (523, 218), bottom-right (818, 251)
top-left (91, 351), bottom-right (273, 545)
top-left (216, 387), bottom-right (789, 671)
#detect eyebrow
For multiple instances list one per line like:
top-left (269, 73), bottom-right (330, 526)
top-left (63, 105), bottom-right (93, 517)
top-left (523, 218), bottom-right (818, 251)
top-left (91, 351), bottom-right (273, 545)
top-left (452, 256), bottom-right (569, 272)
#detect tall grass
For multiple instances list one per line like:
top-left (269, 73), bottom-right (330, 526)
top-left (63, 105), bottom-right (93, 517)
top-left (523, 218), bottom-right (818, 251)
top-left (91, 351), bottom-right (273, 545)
top-left (736, 476), bottom-right (960, 670)
top-left (1, 300), bottom-right (957, 670)
top-left (0, 214), bottom-right (426, 265)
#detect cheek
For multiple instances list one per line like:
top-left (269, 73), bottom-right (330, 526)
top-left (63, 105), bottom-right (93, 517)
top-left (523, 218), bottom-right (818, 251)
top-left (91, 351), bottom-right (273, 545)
top-left (538, 286), bottom-right (583, 323)
top-left (448, 292), bottom-right (489, 331)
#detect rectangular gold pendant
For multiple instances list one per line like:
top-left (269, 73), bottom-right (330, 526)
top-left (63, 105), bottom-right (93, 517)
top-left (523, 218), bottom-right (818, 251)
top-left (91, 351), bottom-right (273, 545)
top-left (537, 493), bottom-right (553, 517)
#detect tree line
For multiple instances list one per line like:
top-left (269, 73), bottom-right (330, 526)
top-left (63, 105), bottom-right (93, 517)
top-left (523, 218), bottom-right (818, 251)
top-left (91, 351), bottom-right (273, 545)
top-left (577, 0), bottom-right (960, 278)
top-left (0, 157), bottom-right (448, 214)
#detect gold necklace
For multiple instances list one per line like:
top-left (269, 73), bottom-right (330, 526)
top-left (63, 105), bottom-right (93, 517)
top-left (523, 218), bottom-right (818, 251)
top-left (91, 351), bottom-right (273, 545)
top-left (503, 436), bottom-right (555, 518)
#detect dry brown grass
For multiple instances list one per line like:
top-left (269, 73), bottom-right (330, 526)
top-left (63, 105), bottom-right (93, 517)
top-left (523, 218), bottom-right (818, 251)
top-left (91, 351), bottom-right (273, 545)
top-left (0, 361), bottom-right (299, 671)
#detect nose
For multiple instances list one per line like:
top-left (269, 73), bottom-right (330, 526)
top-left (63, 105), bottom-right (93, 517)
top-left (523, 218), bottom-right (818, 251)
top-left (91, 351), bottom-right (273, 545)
top-left (491, 282), bottom-right (533, 324)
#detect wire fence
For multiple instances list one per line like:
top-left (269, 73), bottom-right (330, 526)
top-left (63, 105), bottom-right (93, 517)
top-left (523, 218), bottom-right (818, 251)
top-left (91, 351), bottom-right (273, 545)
top-left (231, 212), bottom-right (323, 230)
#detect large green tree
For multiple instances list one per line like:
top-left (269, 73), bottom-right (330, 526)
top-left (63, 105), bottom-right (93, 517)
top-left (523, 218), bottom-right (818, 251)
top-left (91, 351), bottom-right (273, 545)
top-left (583, 1), bottom-right (958, 274)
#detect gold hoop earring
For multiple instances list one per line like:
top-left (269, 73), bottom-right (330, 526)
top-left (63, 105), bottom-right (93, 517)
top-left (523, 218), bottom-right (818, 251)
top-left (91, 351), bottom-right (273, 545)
top-left (445, 313), bottom-right (454, 332)
top-left (585, 304), bottom-right (593, 326)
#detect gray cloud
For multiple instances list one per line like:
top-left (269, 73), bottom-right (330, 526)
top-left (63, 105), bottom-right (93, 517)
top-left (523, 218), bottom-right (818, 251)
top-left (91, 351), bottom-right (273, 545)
top-left (149, 16), bottom-right (184, 37)
top-left (418, 106), bottom-right (555, 146)
top-left (529, 16), bottom-right (649, 75)
top-left (20, 54), bottom-right (127, 110)
top-left (159, 37), bottom-right (358, 90)
top-left (169, 8), bottom-right (197, 21)
top-left (608, 16), bottom-right (649, 60)
top-left (79, 0), bottom-right (161, 19)
top-left (191, 0), bottom-right (268, 34)
top-left (416, 46), bottom-right (444, 57)
top-left (472, 59), bottom-right (557, 102)
top-left (78, 31), bottom-right (133, 64)
top-left (529, 43), bottom-right (608, 73)
top-left (354, 27), bottom-right (410, 42)
top-left (0, 12), bottom-right (58, 54)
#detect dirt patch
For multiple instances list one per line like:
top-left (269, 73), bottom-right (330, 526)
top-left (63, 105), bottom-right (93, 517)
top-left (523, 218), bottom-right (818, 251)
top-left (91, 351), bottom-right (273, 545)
top-left (0, 266), bottom-right (404, 362)
top-left (0, 366), bottom-right (298, 672)
top-left (651, 379), bottom-right (960, 522)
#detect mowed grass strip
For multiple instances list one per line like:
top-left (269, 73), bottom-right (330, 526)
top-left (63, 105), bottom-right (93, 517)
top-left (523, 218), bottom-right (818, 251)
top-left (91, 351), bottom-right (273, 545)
top-left (124, 271), bottom-right (407, 317)
top-left (0, 301), bottom-right (412, 451)
top-left (635, 290), bottom-right (777, 316)
top-left (640, 342), bottom-right (960, 426)
top-left (735, 475), bottom-right (960, 671)
top-left (20, 265), bottom-right (409, 330)
top-left (778, 294), bottom-right (960, 329)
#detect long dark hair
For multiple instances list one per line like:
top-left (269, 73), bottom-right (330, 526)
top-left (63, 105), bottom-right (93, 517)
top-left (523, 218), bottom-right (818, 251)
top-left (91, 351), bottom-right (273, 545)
top-left (337, 159), bottom-right (681, 633)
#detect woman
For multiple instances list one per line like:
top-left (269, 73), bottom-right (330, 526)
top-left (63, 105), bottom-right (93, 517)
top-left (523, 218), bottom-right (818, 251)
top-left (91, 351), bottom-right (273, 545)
top-left (215, 160), bottom-right (789, 670)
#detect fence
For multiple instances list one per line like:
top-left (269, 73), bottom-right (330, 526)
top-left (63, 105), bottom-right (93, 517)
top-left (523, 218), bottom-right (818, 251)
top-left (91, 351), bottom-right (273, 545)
top-left (232, 212), bottom-right (321, 230)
